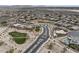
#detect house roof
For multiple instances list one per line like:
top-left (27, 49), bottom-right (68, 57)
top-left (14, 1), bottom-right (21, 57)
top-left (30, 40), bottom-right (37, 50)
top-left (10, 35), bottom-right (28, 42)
top-left (68, 31), bottom-right (79, 37)
top-left (64, 31), bottom-right (79, 44)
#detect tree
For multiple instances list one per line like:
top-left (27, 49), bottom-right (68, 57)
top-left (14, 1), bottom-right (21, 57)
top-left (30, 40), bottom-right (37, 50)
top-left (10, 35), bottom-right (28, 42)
top-left (61, 47), bottom-right (67, 53)
top-left (1, 21), bottom-right (7, 26)
top-left (47, 43), bottom-right (54, 50)
top-left (35, 26), bottom-right (40, 32)
top-left (67, 37), bottom-right (71, 46)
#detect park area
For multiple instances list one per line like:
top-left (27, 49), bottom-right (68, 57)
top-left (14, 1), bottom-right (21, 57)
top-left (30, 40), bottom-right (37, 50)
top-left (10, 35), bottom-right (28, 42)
top-left (9, 31), bottom-right (28, 44)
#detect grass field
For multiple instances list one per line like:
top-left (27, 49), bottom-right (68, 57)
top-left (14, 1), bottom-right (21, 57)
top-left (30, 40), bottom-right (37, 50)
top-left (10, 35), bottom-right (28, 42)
top-left (9, 31), bottom-right (28, 44)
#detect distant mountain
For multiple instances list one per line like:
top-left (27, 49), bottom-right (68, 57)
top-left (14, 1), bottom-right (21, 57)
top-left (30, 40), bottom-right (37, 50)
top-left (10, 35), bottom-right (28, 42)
top-left (0, 5), bottom-right (79, 10)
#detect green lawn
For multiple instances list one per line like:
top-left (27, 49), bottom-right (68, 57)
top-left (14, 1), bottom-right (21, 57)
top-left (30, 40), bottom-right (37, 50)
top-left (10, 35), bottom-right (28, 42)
top-left (9, 31), bottom-right (28, 44)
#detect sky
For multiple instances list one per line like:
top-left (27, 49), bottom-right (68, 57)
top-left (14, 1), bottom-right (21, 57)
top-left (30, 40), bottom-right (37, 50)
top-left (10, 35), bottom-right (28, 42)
top-left (0, 0), bottom-right (79, 6)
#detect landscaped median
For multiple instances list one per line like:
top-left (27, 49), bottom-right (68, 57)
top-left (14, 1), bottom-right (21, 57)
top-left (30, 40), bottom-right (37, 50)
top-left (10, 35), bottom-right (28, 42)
top-left (9, 31), bottom-right (29, 44)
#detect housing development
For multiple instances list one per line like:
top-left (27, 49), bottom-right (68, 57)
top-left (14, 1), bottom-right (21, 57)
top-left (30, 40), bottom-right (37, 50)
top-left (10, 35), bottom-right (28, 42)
top-left (0, 5), bottom-right (79, 53)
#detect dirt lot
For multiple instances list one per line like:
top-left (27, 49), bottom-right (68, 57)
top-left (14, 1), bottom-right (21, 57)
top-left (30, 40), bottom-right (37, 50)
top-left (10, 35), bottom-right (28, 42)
top-left (0, 27), bottom-right (41, 53)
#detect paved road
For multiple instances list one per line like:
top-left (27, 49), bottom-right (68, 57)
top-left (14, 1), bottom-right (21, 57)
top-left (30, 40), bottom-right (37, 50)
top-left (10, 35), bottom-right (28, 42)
top-left (24, 25), bottom-right (49, 53)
